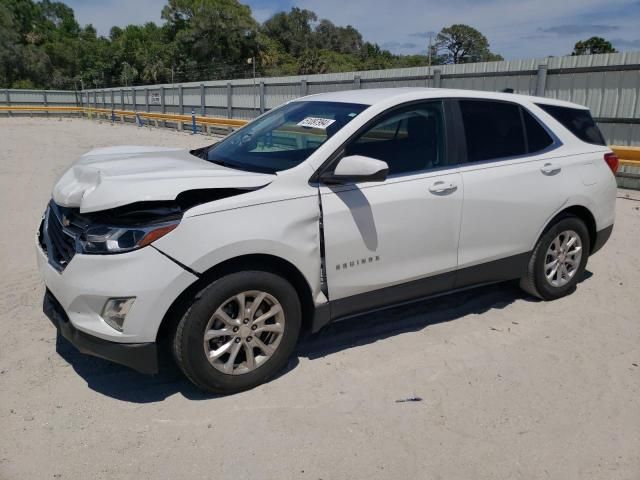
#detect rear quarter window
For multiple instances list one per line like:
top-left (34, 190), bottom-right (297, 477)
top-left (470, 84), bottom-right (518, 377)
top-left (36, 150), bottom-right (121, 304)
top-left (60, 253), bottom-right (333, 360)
top-left (536, 103), bottom-right (606, 146)
top-left (522, 108), bottom-right (554, 153)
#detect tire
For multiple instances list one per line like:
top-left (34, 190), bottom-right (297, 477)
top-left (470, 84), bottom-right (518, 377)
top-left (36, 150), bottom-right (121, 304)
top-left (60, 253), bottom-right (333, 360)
top-left (520, 215), bottom-right (590, 300)
top-left (172, 271), bottom-right (301, 394)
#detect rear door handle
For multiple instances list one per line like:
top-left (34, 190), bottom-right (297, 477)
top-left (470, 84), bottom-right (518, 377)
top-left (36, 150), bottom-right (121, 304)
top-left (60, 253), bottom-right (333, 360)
top-left (429, 181), bottom-right (457, 195)
top-left (541, 163), bottom-right (561, 175)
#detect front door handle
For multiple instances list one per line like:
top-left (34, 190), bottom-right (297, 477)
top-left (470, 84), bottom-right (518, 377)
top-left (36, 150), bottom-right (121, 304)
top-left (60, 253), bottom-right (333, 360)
top-left (429, 181), bottom-right (457, 195)
top-left (541, 163), bottom-right (561, 175)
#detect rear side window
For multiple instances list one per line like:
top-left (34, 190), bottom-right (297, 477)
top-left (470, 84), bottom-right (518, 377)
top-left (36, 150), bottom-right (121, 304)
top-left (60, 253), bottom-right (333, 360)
top-left (460, 100), bottom-right (527, 162)
top-left (536, 103), bottom-right (605, 146)
top-left (459, 100), bottom-right (555, 163)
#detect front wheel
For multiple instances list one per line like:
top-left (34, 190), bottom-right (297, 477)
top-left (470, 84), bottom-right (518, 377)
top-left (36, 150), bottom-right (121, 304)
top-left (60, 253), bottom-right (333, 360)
top-left (520, 215), bottom-right (590, 300)
top-left (173, 271), bottom-right (301, 394)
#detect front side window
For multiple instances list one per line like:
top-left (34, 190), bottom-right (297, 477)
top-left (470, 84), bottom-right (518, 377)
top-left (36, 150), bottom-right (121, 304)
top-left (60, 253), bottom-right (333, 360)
top-left (204, 101), bottom-right (368, 173)
top-left (344, 101), bottom-right (445, 176)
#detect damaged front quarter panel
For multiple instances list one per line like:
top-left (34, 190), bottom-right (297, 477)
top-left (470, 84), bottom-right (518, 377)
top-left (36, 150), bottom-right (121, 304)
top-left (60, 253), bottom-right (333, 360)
top-left (152, 188), bottom-right (325, 305)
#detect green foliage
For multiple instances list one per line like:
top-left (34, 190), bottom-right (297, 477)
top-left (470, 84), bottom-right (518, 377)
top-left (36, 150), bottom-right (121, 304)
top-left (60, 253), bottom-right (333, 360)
top-left (262, 7), bottom-right (317, 57)
top-left (162, 0), bottom-right (259, 79)
top-left (0, 3), bottom-right (20, 86)
top-left (572, 37), bottom-right (617, 55)
top-left (315, 20), bottom-right (363, 54)
top-left (0, 1), bottom-right (505, 88)
top-left (2, 0), bottom-right (110, 88)
top-left (260, 8), bottom-right (397, 75)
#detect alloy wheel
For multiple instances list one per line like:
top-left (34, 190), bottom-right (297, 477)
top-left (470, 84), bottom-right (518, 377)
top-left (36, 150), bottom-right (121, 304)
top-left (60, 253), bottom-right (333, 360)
top-left (203, 290), bottom-right (285, 375)
top-left (544, 230), bottom-right (583, 288)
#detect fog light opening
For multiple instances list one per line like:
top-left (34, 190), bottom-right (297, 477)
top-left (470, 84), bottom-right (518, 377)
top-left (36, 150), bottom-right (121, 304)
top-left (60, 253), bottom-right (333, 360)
top-left (101, 297), bottom-right (136, 332)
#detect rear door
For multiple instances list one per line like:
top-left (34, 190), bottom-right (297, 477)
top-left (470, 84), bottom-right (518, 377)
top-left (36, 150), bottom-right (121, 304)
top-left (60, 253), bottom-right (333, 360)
top-left (452, 99), bottom-right (568, 285)
top-left (319, 101), bottom-right (464, 316)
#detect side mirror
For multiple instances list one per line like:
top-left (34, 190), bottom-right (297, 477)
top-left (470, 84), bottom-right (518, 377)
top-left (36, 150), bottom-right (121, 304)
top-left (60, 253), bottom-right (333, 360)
top-left (320, 155), bottom-right (389, 184)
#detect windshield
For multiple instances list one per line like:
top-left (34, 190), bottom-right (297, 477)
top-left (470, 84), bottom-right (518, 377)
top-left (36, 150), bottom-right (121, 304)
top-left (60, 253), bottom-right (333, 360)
top-left (204, 101), bottom-right (368, 174)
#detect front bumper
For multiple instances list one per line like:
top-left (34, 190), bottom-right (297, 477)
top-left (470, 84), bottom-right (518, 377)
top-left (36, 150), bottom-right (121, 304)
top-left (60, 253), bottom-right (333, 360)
top-left (37, 241), bottom-right (198, 343)
top-left (44, 289), bottom-right (159, 374)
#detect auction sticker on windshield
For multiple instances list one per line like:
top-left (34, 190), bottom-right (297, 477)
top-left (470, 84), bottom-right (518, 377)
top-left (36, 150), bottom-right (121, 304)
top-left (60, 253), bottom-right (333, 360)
top-left (297, 117), bottom-right (336, 129)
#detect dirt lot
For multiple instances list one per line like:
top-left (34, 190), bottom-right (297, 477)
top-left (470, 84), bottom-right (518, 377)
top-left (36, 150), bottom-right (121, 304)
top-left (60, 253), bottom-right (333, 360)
top-left (0, 117), bottom-right (639, 480)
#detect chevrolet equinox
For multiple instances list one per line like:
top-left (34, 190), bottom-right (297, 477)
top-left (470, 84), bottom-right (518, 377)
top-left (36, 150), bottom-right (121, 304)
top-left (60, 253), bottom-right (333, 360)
top-left (37, 88), bottom-right (617, 393)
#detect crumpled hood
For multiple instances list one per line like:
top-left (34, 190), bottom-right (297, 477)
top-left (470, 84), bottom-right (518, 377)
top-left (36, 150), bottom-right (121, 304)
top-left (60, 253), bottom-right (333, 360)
top-left (52, 145), bottom-right (274, 213)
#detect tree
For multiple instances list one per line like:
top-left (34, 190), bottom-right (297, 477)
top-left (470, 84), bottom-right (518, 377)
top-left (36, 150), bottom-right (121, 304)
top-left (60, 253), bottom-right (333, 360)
top-left (161, 0), bottom-right (259, 80)
top-left (77, 25), bottom-right (114, 88)
top-left (0, 3), bottom-right (20, 86)
top-left (572, 37), bottom-right (617, 55)
top-left (260, 8), bottom-right (393, 75)
top-left (262, 8), bottom-right (317, 57)
top-left (297, 49), bottom-right (327, 74)
top-left (119, 61), bottom-right (138, 86)
top-left (314, 20), bottom-right (363, 54)
top-left (106, 22), bottom-right (175, 85)
top-left (435, 24), bottom-right (503, 64)
top-left (359, 42), bottom-right (394, 70)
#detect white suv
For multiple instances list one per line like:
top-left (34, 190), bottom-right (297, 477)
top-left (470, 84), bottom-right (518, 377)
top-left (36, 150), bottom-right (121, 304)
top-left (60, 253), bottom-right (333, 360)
top-left (37, 88), bottom-right (617, 393)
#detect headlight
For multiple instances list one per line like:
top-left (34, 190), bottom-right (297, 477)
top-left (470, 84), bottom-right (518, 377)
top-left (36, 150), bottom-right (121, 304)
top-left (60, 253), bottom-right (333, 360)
top-left (79, 221), bottom-right (179, 254)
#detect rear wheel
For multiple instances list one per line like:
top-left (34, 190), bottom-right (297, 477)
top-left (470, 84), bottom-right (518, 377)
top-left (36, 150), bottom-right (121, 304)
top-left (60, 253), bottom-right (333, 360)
top-left (173, 271), bottom-right (301, 394)
top-left (520, 215), bottom-right (590, 300)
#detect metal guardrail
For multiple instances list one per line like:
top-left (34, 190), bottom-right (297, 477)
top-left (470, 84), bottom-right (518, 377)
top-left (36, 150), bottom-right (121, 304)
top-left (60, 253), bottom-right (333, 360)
top-left (613, 146), bottom-right (640, 189)
top-left (0, 105), bottom-right (80, 112)
top-left (612, 146), bottom-right (640, 165)
top-left (0, 105), bottom-right (248, 133)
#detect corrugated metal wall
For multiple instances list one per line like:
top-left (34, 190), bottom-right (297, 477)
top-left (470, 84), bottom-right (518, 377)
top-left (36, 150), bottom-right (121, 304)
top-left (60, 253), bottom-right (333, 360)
top-left (2, 52), bottom-right (640, 144)
top-left (1, 89), bottom-right (78, 106)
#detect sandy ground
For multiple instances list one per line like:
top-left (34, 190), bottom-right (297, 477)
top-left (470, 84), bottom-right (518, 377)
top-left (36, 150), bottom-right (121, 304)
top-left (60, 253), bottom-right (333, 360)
top-left (0, 117), bottom-right (639, 480)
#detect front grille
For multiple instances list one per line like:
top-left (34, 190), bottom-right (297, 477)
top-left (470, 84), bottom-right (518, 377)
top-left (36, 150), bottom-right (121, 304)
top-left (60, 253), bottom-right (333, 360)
top-left (40, 202), bottom-right (79, 271)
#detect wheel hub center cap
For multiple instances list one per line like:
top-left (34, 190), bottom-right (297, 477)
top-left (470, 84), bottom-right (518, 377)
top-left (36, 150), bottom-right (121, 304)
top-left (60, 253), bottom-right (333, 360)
top-left (239, 325), bottom-right (251, 338)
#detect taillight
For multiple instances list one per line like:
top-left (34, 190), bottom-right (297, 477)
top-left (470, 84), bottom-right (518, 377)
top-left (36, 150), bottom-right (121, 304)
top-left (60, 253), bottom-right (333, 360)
top-left (604, 152), bottom-right (619, 174)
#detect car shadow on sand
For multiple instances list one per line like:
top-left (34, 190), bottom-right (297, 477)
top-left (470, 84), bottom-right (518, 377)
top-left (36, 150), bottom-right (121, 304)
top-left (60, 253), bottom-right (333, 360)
top-left (55, 272), bottom-right (593, 403)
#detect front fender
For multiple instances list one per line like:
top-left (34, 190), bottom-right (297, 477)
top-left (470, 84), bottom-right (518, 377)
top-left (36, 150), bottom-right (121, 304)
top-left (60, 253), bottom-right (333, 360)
top-left (152, 195), bottom-right (323, 299)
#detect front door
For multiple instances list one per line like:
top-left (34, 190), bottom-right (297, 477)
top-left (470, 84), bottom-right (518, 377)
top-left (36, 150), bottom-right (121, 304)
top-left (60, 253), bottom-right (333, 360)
top-left (319, 101), bottom-right (463, 317)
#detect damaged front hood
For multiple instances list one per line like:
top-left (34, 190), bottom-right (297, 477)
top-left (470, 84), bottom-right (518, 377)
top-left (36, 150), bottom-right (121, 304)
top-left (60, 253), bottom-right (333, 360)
top-left (52, 145), bottom-right (274, 213)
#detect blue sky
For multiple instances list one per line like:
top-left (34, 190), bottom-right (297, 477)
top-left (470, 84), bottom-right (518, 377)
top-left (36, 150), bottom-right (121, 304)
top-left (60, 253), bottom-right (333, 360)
top-left (64, 0), bottom-right (640, 59)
